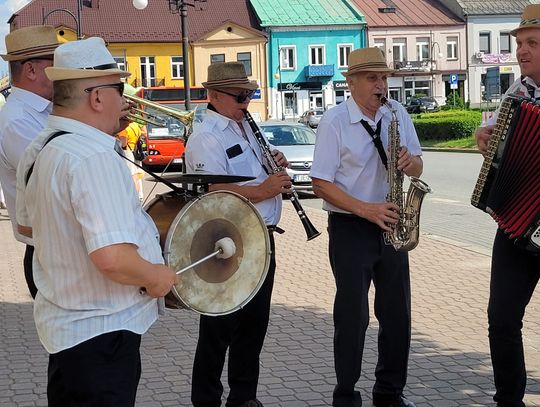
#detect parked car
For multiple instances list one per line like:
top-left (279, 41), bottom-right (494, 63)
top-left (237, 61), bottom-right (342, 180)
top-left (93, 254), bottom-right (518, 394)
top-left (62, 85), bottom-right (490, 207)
top-left (404, 97), bottom-right (440, 113)
top-left (298, 109), bottom-right (324, 128)
top-left (259, 122), bottom-right (316, 192)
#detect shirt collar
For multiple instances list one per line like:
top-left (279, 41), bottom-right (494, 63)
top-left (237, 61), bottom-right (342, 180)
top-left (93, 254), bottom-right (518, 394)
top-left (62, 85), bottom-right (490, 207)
top-left (10, 86), bottom-right (52, 114)
top-left (45, 115), bottom-right (117, 150)
top-left (206, 108), bottom-right (242, 132)
top-left (346, 96), bottom-right (387, 125)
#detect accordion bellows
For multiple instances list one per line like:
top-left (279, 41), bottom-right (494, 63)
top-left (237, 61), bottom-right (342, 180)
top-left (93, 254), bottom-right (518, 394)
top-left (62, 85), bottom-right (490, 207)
top-left (471, 95), bottom-right (540, 253)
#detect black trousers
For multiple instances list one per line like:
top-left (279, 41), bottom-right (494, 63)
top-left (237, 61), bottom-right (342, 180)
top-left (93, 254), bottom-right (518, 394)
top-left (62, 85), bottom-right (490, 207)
top-left (488, 229), bottom-right (540, 407)
top-left (47, 330), bottom-right (142, 407)
top-left (328, 213), bottom-right (411, 407)
top-left (24, 244), bottom-right (37, 299)
top-left (191, 233), bottom-right (276, 407)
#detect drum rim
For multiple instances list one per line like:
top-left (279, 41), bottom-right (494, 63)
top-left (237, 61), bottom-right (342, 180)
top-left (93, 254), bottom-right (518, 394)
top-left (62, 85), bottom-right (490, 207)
top-left (164, 189), bottom-right (271, 316)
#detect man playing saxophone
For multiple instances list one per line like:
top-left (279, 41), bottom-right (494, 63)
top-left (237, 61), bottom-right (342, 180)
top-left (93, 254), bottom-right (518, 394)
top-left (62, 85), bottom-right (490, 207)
top-left (310, 48), bottom-right (423, 407)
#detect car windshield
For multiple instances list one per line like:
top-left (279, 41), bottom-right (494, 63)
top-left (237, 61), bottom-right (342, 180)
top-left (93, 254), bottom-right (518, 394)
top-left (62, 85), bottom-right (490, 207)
top-left (261, 125), bottom-right (316, 146)
top-left (145, 102), bottom-right (207, 139)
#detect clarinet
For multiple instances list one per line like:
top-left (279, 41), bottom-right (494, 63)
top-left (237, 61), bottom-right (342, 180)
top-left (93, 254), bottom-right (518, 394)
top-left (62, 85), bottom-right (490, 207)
top-left (243, 110), bottom-right (321, 241)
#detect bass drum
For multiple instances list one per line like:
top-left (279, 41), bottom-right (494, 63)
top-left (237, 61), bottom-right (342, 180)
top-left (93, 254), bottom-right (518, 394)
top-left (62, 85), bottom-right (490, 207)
top-left (144, 190), bottom-right (271, 316)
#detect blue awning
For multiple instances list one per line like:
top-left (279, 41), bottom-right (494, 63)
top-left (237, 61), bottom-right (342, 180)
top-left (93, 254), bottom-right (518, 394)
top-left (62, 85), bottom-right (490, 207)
top-left (305, 64), bottom-right (334, 78)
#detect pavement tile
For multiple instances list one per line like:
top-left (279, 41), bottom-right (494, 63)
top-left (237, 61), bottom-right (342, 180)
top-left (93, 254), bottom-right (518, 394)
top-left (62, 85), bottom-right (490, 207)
top-left (1, 204), bottom-right (539, 406)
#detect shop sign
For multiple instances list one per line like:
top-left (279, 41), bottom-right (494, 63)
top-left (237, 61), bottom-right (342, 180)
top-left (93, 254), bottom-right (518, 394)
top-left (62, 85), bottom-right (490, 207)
top-left (278, 82), bottom-right (322, 91)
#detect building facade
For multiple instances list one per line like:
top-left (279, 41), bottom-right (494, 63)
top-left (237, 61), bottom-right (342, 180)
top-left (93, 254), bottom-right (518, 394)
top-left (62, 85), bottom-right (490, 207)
top-left (353, 0), bottom-right (466, 106)
top-left (250, 0), bottom-right (366, 120)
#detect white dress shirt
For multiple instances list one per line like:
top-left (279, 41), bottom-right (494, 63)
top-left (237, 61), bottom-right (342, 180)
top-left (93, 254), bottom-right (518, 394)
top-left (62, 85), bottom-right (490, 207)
top-left (17, 115), bottom-right (163, 354)
top-left (0, 87), bottom-right (52, 244)
top-left (185, 109), bottom-right (282, 225)
top-left (483, 77), bottom-right (537, 126)
top-left (310, 97), bottom-right (422, 213)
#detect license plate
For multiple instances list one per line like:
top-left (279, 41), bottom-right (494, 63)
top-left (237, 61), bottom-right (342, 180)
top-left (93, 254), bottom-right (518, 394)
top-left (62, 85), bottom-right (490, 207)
top-left (294, 174), bottom-right (311, 183)
top-left (172, 158), bottom-right (183, 164)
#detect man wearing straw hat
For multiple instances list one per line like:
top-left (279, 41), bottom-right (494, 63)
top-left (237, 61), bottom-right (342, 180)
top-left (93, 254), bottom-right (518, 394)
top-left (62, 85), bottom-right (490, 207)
top-left (310, 48), bottom-right (422, 407)
top-left (185, 61), bottom-right (291, 407)
top-left (0, 25), bottom-right (59, 299)
top-left (16, 37), bottom-right (177, 406)
top-left (475, 4), bottom-right (540, 407)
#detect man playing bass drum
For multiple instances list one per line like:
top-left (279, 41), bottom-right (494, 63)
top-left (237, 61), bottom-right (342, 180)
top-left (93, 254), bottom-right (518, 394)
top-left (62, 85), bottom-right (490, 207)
top-left (475, 5), bottom-right (540, 407)
top-left (184, 61), bottom-right (291, 407)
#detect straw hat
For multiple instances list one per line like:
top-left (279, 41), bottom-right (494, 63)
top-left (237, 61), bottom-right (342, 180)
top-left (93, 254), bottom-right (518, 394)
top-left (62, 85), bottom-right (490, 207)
top-left (202, 62), bottom-right (258, 90)
top-left (342, 48), bottom-right (394, 77)
top-left (511, 4), bottom-right (540, 36)
top-left (45, 37), bottom-right (130, 81)
top-left (1, 25), bottom-right (59, 62)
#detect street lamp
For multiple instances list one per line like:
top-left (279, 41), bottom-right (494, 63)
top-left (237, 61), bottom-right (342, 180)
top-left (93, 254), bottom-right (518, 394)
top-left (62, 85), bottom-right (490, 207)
top-left (42, 0), bottom-right (83, 39)
top-left (430, 41), bottom-right (442, 98)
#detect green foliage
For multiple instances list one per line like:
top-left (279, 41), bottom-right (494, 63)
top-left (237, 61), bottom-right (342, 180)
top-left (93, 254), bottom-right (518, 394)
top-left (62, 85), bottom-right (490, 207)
top-left (442, 92), bottom-right (465, 110)
top-left (412, 110), bottom-right (482, 141)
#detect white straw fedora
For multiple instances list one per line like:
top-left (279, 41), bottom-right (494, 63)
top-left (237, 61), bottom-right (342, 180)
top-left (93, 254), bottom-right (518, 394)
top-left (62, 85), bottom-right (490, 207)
top-left (45, 37), bottom-right (130, 81)
top-left (1, 25), bottom-right (59, 62)
top-left (202, 62), bottom-right (258, 90)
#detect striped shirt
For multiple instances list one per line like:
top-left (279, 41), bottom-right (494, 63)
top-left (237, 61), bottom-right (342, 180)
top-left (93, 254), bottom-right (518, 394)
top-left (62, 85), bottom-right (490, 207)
top-left (17, 115), bottom-right (164, 354)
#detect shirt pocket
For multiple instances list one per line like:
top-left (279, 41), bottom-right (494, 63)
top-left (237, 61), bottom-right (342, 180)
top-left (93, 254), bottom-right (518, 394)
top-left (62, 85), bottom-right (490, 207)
top-left (228, 152), bottom-right (255, 176)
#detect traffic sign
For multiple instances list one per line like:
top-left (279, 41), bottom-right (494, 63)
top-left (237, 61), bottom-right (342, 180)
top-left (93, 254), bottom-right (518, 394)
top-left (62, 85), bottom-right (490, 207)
top-left (449, 74), bottom-right (458, 89)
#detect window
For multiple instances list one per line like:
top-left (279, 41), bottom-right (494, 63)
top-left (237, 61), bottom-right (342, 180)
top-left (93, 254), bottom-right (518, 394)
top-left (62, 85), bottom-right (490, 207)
top-left (210, 54), bottom-right (225, 64)
top-left (479, 32), bottom-right (491, 53)
top-left (113, 56), bottom-right (126, 71)
top-left (140, 56), bottom-right (156, 87)
top-left (280, 46), bottom-right (296, 70)
top-left (500, 32), bottom-right (511, 54)
top-left (283, 91), bottom-right (297, 116)
top-left (171, 56), bottom-right (184, 79)
top-left (416, 37), bottom-right (430, 61)
top-left (447, 37), bottom-right (458, 60)
top-left (337, 44), bottom-right (352, 68)
top-left (392, 38), bottom-right (407, 62)
top-left (237, 52), bottom-right (252, 76)
top-left (374, 39), bottom-right (386, 56)
top-left (309, 45), bottom-right (325, 65)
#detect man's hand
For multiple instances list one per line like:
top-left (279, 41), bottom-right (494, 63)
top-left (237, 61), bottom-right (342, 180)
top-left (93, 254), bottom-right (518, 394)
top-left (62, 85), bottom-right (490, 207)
top-left (397, 146), bottom-right (423, 177)
top-left (144, 264), bottom-right (178, 298)
top-left (475, 125), bottom-right (494, 156)
top-left (355, 202), bottom-right (400, 232)
top-left (271, 149), bottom-right (289, 168)
top-left (262, 171), bottom-right (292, 198)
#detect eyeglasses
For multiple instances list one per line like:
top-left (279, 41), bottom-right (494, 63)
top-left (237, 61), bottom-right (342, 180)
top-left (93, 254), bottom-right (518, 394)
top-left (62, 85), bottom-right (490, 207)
top-left (84, 82), bottom-right (125, 96)
top-left (217, 89), bottom-right (257, 103)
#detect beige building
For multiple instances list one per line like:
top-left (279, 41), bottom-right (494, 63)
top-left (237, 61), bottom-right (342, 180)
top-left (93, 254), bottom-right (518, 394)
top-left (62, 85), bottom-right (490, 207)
top-left (192, 21), bottom-right (268, 120)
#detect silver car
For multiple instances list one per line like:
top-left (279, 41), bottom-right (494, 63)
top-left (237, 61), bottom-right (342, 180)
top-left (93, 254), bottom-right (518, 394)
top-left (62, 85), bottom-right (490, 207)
top-left (259, 122), bottom-right (316, 192)
top-left (298, 109), bottom-right (324, 128)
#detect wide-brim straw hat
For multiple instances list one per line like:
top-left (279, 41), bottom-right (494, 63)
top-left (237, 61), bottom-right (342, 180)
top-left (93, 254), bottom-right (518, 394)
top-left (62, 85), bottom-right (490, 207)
top-left (1, 25), bottom-right (60, 62)
top-left (202, 62), bottom-right (258, 90)
top-left (511, 4), bottom-right (540, 36)
top-left (342, 47), bottom-right (394, 77)
top-left (45, 37), bottom-right (130, 81)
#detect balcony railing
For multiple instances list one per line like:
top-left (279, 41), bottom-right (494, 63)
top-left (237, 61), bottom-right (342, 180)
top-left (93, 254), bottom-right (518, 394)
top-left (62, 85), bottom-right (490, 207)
top-left (394, 60), bottom-right (430, 72)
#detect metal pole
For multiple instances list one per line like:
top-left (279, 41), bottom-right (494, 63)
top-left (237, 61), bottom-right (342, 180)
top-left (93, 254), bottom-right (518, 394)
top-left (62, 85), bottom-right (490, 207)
top-left (180, 1), bottom-right (191, 111)
top-left (76, 0), bottom-right (82, 39)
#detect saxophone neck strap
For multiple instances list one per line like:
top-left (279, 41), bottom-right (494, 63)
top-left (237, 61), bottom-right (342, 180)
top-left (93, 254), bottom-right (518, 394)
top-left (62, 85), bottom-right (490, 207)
top-left (359, 119), bottom-right (387, 171)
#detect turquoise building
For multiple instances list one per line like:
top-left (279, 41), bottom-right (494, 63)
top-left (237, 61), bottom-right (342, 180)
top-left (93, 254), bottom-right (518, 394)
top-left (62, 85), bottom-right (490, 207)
top-left (250, 0), bottom-right (366, 119)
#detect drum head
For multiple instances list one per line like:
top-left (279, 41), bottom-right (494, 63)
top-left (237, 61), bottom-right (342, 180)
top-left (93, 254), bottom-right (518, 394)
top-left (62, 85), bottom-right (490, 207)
top-left (164, 190), bottom-right (270, 316)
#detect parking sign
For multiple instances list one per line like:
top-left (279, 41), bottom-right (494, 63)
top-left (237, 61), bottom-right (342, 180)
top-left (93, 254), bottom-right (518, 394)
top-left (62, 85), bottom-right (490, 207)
top-left (449, 74), bottom-right (458, 89)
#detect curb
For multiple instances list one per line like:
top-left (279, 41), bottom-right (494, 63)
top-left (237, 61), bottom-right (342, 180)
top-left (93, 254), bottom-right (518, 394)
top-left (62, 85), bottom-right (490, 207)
top-left (421, 147), bottom-right (482, 154)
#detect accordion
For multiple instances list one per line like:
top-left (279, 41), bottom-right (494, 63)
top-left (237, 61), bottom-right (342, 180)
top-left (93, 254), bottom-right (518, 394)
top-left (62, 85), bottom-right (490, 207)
top-left (471, 95), bottom-right (539, 253)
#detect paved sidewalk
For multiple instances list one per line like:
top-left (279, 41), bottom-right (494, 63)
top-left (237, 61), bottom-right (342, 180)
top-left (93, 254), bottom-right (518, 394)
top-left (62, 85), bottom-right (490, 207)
top-left (0, 203), bottom-right (539, 406)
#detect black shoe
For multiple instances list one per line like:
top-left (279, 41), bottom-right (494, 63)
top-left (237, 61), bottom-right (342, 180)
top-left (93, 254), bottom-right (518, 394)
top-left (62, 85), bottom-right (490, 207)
top-left (373, 394), bottom-right (416, 407)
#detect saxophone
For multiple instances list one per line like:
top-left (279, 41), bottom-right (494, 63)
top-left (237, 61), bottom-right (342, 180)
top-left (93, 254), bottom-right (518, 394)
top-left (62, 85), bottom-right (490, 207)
top-left (381, 97), bottom-right (432, 251)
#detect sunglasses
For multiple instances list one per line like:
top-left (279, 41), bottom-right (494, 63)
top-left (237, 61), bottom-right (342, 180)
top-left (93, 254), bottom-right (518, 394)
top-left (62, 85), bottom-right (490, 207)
top-left (217, 89), bottom-right (257, 103)
top-left (84, 82), bottom-right (125, 96)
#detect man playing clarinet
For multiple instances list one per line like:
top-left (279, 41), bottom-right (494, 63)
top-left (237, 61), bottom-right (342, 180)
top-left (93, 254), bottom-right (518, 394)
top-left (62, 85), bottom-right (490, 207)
top-left (475, 4), bottom-right (540, 407)
top-left (184, 61), bottom-right (291, 407)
